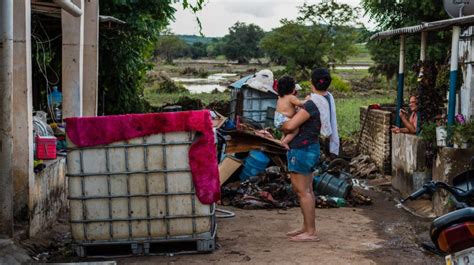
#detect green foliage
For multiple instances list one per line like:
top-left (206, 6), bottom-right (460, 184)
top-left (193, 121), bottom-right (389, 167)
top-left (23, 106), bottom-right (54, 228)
top-left (361, 0), bottom-right (448, 30)
top-left (178, 35), bottom-right (217, 45)
top-left (189, 42), bottom-right (208, 59)
top-left (98, 0), bottom-right (205, 115)
top-left (144, 89), bottom-right (230, 108)
top-left (330, 74), bottom-right (351, 92)
top-left (155, 33), bottom-right (189, 63)
top-left (149, 79), bottom-right (188, 94)
top-left (362, 0), bottom-right (451, 85)
top-left (260, 1), bottom-right (359, 77)
top-left (453, 121), bottom-right (474, 146)
top-left (420, 122), bottom-right (437, 145)
top-left (221, 22), bottom-right (265, 63)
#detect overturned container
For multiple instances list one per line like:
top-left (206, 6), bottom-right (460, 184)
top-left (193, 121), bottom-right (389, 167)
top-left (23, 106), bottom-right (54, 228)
top-left (313, 172), bottom-right (352, 199)
top-left (67, 128), bottom-right (216, 257)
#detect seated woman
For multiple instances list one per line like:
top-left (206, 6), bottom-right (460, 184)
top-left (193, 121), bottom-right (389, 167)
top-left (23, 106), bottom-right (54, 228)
top-left (391, 95), bottom-right (417, 134)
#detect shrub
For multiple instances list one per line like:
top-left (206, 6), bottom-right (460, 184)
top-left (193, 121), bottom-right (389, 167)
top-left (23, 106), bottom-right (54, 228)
top-left (330, 74), bottom-right (351, 92)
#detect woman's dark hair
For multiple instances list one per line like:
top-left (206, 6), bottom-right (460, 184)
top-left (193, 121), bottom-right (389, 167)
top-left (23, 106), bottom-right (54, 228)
top-left (277, 75), bottom-right (296, 97)
top-left (311, 68), bottom-right (332, 91)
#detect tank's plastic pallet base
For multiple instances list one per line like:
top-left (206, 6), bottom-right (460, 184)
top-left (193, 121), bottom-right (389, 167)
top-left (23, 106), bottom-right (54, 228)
top-left (73, 238), bottom-right (216, 258)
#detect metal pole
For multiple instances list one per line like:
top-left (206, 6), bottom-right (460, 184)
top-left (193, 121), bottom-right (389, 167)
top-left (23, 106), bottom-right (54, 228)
top-left (396, 35), bottom-right (406, 127)
top-left (448, 26), bottom-right (461, 129)
top-left (420, 31), bottom-right (427, 61)
top-left (0, 0), bottom-right (15, 237)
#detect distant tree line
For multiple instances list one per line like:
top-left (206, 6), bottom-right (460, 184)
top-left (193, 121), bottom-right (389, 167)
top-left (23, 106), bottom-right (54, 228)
top-left (154, 0), bottom-right (361, 76)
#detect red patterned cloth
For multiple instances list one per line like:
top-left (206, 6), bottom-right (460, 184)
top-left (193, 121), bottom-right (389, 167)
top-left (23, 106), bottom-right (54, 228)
top-left (65, 110), bottom-right (220, 204)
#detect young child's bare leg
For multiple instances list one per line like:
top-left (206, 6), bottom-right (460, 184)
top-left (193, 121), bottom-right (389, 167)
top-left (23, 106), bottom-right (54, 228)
top-left (281, 128), bottom-right (300, 149)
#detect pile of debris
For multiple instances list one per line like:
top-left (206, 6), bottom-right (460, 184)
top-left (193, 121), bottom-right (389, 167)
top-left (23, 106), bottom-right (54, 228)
top-left (349, 154), bottom-right (384, 179)
top-left (208, 92), bottom-right (374, 210)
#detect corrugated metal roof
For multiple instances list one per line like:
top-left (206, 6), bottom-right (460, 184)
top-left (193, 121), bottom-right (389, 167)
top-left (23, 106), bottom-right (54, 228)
top-left (370, 15), bottom-right (474, 40)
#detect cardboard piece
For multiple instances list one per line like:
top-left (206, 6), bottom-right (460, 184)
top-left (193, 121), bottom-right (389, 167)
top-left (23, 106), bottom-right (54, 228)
top-left (219, 156), bottom-right (243, 186)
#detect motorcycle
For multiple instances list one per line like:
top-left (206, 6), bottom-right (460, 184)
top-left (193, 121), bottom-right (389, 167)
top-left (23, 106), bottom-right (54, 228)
top-left (401, 165), bottom-right (474, 264)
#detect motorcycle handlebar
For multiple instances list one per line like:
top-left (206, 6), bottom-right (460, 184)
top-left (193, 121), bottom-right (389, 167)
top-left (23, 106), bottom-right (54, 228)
top-left (401, 181), bottom-right (471, 204)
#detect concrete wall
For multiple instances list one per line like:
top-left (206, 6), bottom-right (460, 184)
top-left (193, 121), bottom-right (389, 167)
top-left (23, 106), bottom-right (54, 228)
top-left (29, 158), bottom-right (67, 237)
top-left (432, 147), bottom-right (474, 216)
top-left (359, 107), bottom-right (393, 174)
top-left (391, 133), bottom-right (427, 196)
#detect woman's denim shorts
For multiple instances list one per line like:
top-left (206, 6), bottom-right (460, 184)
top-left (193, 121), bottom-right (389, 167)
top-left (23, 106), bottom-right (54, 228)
top-left (287, 143), bottom-right (320, 176)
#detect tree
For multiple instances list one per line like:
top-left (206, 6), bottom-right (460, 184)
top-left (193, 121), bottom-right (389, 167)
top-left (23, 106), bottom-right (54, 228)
top-left (155, 33), bottom-right (189, 63)
top-left (189, 42), bottom-right (208, 59)
top-left (362, 0), bottom-right (451, 83)
top-left (221, 22), bottom-right (265, 64)
top-left (260, 21), bottom-right (327, 72)
top-left (260, 1), bottom-right (359, 75)
top-left (98, 0), bottom-right (204, 115)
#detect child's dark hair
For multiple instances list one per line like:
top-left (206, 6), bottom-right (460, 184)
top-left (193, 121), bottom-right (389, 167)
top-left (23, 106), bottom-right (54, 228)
top-left (311, 68), bottom-right (332, 91)
top-left (277, 75), bottom-right (295, 97)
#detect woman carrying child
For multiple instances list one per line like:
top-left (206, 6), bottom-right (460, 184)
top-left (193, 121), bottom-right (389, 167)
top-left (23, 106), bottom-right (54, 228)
top-left (279, 68), bottom-right (336, 242)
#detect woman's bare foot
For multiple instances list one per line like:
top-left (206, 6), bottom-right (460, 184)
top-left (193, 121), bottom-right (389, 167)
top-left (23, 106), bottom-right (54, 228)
top-left (289, 232), bottom-right (320, 242)
top-left (286, 228), bottom-right (304, 237)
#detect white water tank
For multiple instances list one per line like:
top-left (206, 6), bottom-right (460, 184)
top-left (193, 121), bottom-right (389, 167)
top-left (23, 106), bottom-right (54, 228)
top-left (444, 0), bottom-right (474, 17)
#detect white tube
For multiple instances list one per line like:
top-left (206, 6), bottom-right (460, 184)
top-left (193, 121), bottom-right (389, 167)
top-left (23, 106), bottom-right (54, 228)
top-left (451, 26), bottom-right (461, 72)
top-left (399, 35), bottom-right (405, 74)
top-left (53, 0), bottom-right (83, 17)
top-left (420, 31), bottom-right (427, 61)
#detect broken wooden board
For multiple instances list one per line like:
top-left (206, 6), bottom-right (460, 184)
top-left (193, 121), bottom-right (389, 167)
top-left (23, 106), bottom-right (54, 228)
top-left (219, 156), bottom-right (243, 186)
top-left (224, 130), bottom-right (286, 155)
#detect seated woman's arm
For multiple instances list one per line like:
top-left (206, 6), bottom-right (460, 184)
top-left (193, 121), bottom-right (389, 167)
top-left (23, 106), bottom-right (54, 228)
top-left (400, 110), bottom-right (416, 134)
top-left (281, 108), bottom-right (310, 133)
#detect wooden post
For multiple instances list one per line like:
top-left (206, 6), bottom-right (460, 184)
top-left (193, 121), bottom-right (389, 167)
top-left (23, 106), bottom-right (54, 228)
top-left (0, 0), bottom-right (14, 237)
top-left (13, 0), bottom-right (34, 223)
top-left (62, 0), bottom-right (84, 119)
top-left (83, 0), bottom-right (99, 117)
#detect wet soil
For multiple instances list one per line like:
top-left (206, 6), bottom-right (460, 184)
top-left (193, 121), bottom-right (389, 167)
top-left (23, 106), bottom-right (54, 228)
top-left (111, 189), bottom-right (443, 265)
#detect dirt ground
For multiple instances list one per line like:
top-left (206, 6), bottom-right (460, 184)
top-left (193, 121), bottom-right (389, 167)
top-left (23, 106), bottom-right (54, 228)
top-left (29, 189), bottom-right (444, 264)
top-left (107, 190), bottom-right (443, 265)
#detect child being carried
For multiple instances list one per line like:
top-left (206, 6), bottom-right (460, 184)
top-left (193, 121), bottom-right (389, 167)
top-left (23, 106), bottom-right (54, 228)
top-left (274, 76), bottom-right (305, 149)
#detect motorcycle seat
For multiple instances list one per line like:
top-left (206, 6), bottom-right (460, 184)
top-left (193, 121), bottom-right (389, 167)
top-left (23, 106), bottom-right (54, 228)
top-left (431, 208), bottom-right (474, 238)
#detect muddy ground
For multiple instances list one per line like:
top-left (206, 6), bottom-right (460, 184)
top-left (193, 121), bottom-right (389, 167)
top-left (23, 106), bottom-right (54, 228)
top-left (30, 189), bottom-right (444, 264)
top-left (114, 190), bottom-right (442, 264)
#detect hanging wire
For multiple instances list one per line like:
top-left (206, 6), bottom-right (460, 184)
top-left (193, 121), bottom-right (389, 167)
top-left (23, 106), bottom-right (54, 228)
top-left (32, 18), bottom-right (61, 123)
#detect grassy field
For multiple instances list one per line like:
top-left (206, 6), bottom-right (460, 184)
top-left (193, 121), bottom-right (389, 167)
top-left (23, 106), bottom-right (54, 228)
top-left (144, 89), bottom-right (230, 108)
top-left (146, 51), bottom-right (396, 140)
top-left (346, 43), bottom-right (373, 65)
top-left (336, 95), bottom-right (395, 139)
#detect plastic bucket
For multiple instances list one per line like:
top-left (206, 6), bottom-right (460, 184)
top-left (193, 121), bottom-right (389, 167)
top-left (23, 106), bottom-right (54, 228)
top-left (313, 172), bottom-right (352, 198)
top-left (436, 126), bottom-right (447, 147)
top-left (239, 150), bottom-right (270, 181)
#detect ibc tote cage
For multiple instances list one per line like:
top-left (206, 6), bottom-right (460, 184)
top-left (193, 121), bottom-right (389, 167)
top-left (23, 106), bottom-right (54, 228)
top-left (67, 131), bottom-right (216, 257)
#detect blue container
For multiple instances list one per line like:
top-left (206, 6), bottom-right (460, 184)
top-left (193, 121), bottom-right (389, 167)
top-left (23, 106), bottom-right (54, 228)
top-left (48, 86), bottom-right (63, 107)
top-left (239, 150), bottom-right (270, 181)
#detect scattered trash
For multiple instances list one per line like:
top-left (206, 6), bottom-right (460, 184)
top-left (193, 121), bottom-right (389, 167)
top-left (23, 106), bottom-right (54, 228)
top-left (349, 154), bottom-right (383, 179)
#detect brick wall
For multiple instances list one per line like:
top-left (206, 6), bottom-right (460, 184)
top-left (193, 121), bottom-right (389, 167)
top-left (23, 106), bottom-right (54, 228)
top-left (359, 107), bottom-right (393, 174)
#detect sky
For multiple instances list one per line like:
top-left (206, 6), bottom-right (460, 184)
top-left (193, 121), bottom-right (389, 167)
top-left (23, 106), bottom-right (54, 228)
top-left (169, 0), bottom-right (375, 37)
